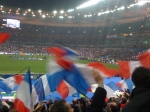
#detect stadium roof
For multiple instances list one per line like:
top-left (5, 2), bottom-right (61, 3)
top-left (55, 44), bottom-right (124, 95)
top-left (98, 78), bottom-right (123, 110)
top-left (0, 0), bottom-right (150, 27)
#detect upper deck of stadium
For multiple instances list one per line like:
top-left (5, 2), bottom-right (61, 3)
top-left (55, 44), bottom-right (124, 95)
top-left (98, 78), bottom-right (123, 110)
top-left (0, 0), bottom-right (150, 27)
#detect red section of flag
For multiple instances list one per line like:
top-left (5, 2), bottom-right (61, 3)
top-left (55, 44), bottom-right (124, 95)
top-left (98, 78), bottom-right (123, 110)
top-left (14, 99), bottom-right (30, 112)
top-left (14, 75), bottom-right (23, 84)
top-left (57, 58), bottom-right (73, 71)
top-left (57, 81), bottom-right (69, 99)
top-left (137, 51), bottom-right (150, 68)
top-left (0, 32), bottom-right (10, 44)
top-left (118, 61), bottom-right (130, 78)
top-left (88, 62), bottom-right (118, 77)
top-left (46, 47), bottom-right (66, 57)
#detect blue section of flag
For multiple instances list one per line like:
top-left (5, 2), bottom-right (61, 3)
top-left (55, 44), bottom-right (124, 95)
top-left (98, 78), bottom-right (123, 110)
top-left (63, 47), bottom-right (78, 56)
top-left (24, 70), bottom-right (32, 94)
top-left (0, 81), bottom-right (12, 94)
top-left (125, 79), bottom-right (134, 92)
top-left (64, 65), bottom-right (90, 95)
top-left (46, 70), bottom-right (66, 92)
top-left (106, 81), bottom-right (120, 91)
top-left (34, 78), bottom-right (45, 101)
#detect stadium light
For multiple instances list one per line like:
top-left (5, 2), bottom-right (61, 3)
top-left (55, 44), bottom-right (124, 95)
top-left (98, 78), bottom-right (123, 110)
top-left (42, 15), bottom-right (46, 18)
top-left (28, 9), bottom-right (31, 12)
top-left (2, 11), bottom-right (4, 13)
top-left (33, 15), bottom-right (35, 16)
top-left (137, 1), bottom-right (147, 5)
top-left (59, 16), bottom-right (64, 18)
top-left (53, 11), bottom-right (57, 14)
top-left (120, 6), bottom-right (125, 10)
top-left (67, 9), bottom-right (74, 12)
top-left (68, 16), bottom-right (73, 18)
top-left (23, 13), bottom-right (26, 15)
top-left (60, 10), bottom-right (64, 14)
top-left (76, 0), bottom-right (102, 9)
top-left (38, 10), bottom-right (42, 13)
top-left (1, 6), bottom-right (3, 8)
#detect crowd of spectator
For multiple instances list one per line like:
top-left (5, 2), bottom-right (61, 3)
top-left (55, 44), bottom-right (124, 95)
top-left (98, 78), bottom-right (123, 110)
top-left (1, 66), bottom-right (150, 112)
top-left (0, 21), bottom-right (150, 62)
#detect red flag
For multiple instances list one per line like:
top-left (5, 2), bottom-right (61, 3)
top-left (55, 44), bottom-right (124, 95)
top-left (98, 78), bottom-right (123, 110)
top-left (137, 50), bottom-right (150, 68)
top-left (0, 32), bottom-right (10, 44)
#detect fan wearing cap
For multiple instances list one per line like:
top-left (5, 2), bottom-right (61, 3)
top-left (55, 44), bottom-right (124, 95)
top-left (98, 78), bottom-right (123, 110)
top-left (122, 66), bottom-right (150, 112)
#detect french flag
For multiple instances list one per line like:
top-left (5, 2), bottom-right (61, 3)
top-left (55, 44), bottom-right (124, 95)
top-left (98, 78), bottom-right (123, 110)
top-left (0, 75), bottom-right (23, 94)
top-left (117, 79), bottom-right (134, 92)
top-left (104, 81), bottom-right (120, 99)
top-left (57, 80), bottom-right (77, 99)
top-left (118, 50), bottom-right (150, 78)
top-left (32, 75), bottom-right (51, 105)
top-left (0, 32), bottom-right (10, 44)
top-left (46, 47), bottom-right (78, 58)
top-left (14, 70), bottom-right (33, 112)
top-left (118, 61), bottom-right (142, 78)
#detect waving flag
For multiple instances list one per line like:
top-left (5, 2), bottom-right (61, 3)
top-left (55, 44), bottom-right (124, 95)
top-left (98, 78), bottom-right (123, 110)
top-left (118, 61), bottom-right (141, 78)
top-left (0, 75), bottom-right (23, 94)
top-left (14, 70), bottom-right (33, 112)
top-left (0, 32), bottom-right (10, 44)
top-left (117, 79), bottom-right (134, 92)
top-left (137, 50), bottom-right (150, 68)
top-left (32, 75), bottom-right (51, 105)
top-left (57, 80), bottom-right (77, 99)
top-left (105, 81), bottom-right (120, 99)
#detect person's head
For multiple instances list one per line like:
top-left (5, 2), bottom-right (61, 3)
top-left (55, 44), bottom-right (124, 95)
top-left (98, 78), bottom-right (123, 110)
top-left (120, 97), bottom-right (127, 104)
top-left (107, 102), bottom-right (119, 112)
top-left (50, 100), bottom-right (74, 112)
top-left (72, 100), bottom-right (77, 105)
top-left (77, 98), bottom-right (86, 108)
top-left (132, 67), bottom-right (150, 86)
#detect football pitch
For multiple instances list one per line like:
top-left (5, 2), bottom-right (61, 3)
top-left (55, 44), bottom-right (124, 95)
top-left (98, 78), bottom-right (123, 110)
top-left (0, 54), bottom-right (119, 74)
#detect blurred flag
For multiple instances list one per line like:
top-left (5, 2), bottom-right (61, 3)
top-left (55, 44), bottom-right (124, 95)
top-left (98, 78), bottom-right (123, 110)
top-left (117, 79), bottom-right (134, 92)
top-left (0, 75), bottom-right (23, 94)
top-left (14, 70), bottom-right (33, 112)
top-left (0, 32), bottom-right (10, 44)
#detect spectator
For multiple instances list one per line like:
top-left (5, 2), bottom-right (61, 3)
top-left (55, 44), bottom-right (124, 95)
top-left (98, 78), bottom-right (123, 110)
top-left (122, 67), bottom-right (150, 112)
top-left (50, 100), bottom-right (74, 112)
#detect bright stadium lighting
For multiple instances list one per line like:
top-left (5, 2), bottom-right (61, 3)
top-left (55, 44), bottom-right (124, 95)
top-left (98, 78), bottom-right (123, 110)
top-left (84, 15), bottom-right (87, 17)
top-left (76, 0), bottom-right (102, 9)
top-left (38, 10), bottom-right (42, 13)
top-left (59, 16), bottom-right (64, 18)
top-left (28, 9), bottom-right (31, 12)
top-left (42, 15), bottom-right (46, 18)
top-left (137, 1), bottom-right (147, 5)
top-left (68, 16), bottom-right (73, 18)
top-left (60, 10), bottom-right (64, 13)
top-left (130, 4), bottom-right (135, 7)
top-left (2, 11), bottom-right (4, 13)
top-left (67, 9), bottom-right (74, 12)
top-left (120, 6), bottom-right (125, 10)
top-left (104, 10), bottom-right (110, 13)
top-left (53, 11), bottom-right (57, 14)
top-left (33, 15), bottom-right (35, 16)
top-left (1, 6), bottom-right (3, 7)
top-left (23, 13), bottom-right (26, 15)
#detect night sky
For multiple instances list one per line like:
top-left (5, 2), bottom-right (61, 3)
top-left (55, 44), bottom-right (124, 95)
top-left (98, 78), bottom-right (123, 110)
top-left (0, 0), bottom-right (87, 11)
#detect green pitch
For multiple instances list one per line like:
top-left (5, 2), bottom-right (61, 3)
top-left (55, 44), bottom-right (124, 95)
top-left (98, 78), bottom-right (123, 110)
top-left (0, 54), bottom-right (119, 74)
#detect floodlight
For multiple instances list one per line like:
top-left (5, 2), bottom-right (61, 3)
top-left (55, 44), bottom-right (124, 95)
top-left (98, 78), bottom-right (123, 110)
top-left (59, 16), bottom-right (64, 18)
top-left (53, 11), bottom-right (57, 14)
top-left (137, 1), bottom-right (147, 5)
top-left (28, 9), bottom-right (31, 12)
top-left (76, 0), bottom-right (102, 9)
top-left (60, 10), bottom-right (64, 14)
top-left (38, 10), bottom-right (42, 13)
top-left (33, 15), bottom-right (35, 16)
top-left (42, 15), bottom-right (46, 18)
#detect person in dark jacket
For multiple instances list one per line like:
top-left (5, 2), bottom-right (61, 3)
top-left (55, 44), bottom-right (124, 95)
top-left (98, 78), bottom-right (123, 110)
top-left (122, 67), bottom-right (150, 112)
top-left (85, 87), bottom-right (107, 112)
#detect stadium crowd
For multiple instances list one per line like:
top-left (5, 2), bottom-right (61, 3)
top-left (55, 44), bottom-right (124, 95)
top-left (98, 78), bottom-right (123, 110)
top-left (0, 66), bottom-right (150, 112)
top-left (0, 23), bottom-right (150, 62)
